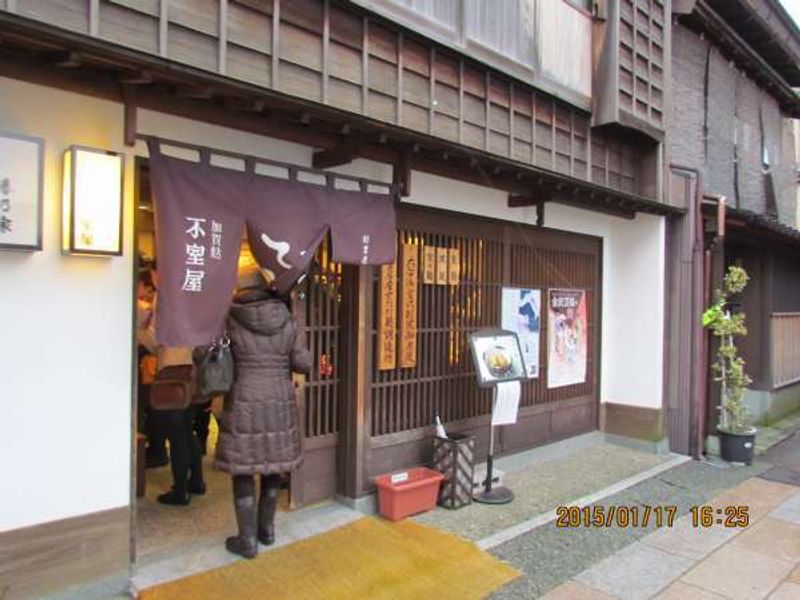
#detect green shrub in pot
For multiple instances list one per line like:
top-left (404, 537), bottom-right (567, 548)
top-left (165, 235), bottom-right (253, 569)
top-left (702, 266), bottom-right (756, 462)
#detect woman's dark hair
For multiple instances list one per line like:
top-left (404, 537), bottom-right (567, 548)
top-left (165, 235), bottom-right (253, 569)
top-left (139, 269), bottom-right (156, 290)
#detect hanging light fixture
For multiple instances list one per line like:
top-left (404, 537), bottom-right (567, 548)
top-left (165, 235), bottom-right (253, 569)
top-left (62, 146), bottom-right (124, 256)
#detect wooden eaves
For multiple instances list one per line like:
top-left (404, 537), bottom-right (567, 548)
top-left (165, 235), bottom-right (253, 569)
top-left (0, 10), bottom-right (681, 218)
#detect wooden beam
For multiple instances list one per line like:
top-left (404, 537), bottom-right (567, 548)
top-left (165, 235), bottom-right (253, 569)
top-left (122, 84), bottom-right (136, 147)
top-left (223, 97), bottom-right (266, 112)
top-left (158, 0), bottom-right (168, 58)
top-left (555, 198), bottom-right (636, 219)
top-left (118, 70), bottom-right (152, 85)
top-left (361, 17), bottom-right (368, 114)
top-left (312, 140), bottom-right (359, 169)
top-left (48, 51), bottom-right (82, 68)
top-left (321, 0), bottom-right (329, 103)
top-left (393, 151), bottom-right (411, 197)
top-left (508, 193), bottom-right (552, 208)
top-left (271, 0), bottom-right (280, 90)
top-left (175, 85), bottom-right (212, 99)
top-left (218, 0), bottom-right (227, 76)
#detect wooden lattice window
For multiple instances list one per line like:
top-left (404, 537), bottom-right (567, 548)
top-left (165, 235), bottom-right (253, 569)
top-left (298, 238), bottom-right (342, 438)
top-left (370, 207), bottom-right (600, 437)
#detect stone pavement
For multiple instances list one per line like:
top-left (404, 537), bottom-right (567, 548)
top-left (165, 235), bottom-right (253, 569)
top-left (541, 477), bottom-right (800, 600)
top-left (535, 429), bottom-right (800, 600)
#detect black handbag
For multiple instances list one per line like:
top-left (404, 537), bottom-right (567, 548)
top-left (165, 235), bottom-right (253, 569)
top-left (196, 336), bottom-right (234, 397)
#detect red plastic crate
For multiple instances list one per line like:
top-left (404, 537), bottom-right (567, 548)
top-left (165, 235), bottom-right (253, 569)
top-left (374, 467), bottom-right (445, 521)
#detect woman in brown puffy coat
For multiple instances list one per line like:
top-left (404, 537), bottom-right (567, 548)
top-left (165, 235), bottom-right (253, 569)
top-left (216, 268), bottom-right (311, 558)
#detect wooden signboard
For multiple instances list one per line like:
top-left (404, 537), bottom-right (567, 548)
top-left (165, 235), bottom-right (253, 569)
top-left (400, 243), bottom-right (419, 368)
top-left (377, 262), bottom-right (397, 370)
top-left (422, 245), bottom-right (436, 284)
top-left (448, 248), bottom-right (460, 285)
top-left (436, 247), bottom-right (449, 285)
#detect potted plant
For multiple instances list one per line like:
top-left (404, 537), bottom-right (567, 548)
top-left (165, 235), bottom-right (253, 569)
top-left (702, 266), bottom-right (756, 464)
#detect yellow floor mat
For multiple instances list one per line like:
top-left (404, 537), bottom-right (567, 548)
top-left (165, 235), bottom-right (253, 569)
top-left (138, 517), bottom-right (520, 600)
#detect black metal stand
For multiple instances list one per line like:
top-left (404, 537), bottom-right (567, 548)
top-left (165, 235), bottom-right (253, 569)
top-left (474, 386), bottom-right (514, 504)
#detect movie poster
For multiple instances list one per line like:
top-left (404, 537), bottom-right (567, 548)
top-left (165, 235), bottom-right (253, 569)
top-left (501, 287), bottom-right (541, 378)
top-left (547, 289), bottom-right (587, 389)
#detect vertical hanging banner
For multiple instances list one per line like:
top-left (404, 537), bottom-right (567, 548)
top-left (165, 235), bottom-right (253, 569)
top-left (501, 287), bottom-right (541, 378)
top-left (547, 289), bottom-right (588, 388)
top-left (422, 245), bottom-right (436, 284)
top-left (400, 243), bottom-right (419, 368)
top-left (436, 247), bottom-right (449, 285)
top-left (148, 145), bottom-right (246, 347)
top-left (378, 262), bottom-right (398, 370)
top-left (448, 248), bottom-right (460, 285)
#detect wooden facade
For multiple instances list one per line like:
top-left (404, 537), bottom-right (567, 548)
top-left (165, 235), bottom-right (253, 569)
top-left (593, 0), bottom-right (668, 140)
top-left (771, 313), bottom-right (800, 389)
top-left (0, 0), bottom-right (664, 202)
top-left (363, 205), bottom-right (601, 494)
top-left (283, 204), bottom-right (603, 504)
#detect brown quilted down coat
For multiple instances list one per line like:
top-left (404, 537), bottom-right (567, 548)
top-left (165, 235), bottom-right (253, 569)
top-left (215, 291), bottom-right (311, 476)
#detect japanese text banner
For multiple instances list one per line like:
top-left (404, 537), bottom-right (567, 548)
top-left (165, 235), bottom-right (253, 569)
top-left (149, 145), bottom-right (245, 347)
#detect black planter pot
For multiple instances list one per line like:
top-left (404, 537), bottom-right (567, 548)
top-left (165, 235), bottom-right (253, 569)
top-left (719, 428), bottom-right (757, 465)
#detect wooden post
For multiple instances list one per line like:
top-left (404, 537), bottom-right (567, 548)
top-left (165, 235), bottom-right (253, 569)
top-left (289, 287), bottom-right (309, 509)
top-left (338, 265), bottom-right (373, 499)
top-left (123, 86), bottom-right (137, 148)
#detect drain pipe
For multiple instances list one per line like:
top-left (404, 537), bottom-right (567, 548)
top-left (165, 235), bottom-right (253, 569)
top-left (700, 194), bottom-right (726, 458)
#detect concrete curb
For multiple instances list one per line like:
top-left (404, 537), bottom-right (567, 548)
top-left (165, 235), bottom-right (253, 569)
top-left (476, 454), bottom-right (692, 550)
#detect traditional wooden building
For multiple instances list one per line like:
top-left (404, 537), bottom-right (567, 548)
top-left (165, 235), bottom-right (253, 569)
top-left (0, 1), bottom-right (794, 598)
top-left (667, 0), bottom-right (800, 451)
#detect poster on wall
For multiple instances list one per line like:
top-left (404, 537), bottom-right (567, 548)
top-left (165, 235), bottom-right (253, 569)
top-left (547, 289), bottom-right (588, 389)
top-left (501, 287), bottom-right (541, 378)
top-left (0, 132), bottom-right (43, 251)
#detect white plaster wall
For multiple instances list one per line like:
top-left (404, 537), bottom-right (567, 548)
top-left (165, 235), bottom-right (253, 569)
top-left (405, 172), bottom-right (666, 410)
top-left (0, 84), bottom-right (397, 532)
top-left (546, 204), bottom-right (665, 409)
top-left (0, 78), bottom-right (134, 531)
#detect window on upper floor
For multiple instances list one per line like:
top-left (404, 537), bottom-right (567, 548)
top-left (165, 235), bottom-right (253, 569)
top-left (351, 0), bottom-right (592, 102)
top-left (465, 0), bottom-right (536, 68)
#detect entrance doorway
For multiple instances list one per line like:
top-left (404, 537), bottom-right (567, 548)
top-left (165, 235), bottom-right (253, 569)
top-left (131, 158), bottom-right (346, 563)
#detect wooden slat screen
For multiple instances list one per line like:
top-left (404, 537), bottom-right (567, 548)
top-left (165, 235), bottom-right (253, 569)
top-left (9, 0), bottom-right (653, 199)
top-left (771, 313), bottom-right (800, 388)
top-left (301, 240), bottom-right (342, 438)
top-left (370, 208), bottom-right (600, 437)
top-left (618, 0), bottom-right (665, 128)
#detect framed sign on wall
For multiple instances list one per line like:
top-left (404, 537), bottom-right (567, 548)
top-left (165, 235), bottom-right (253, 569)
top-left (0, 132), bottom-right (44, 251)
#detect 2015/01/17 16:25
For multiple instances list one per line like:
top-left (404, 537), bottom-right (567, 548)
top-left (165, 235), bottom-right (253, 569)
top-left (690, 505), bottom-right (750, 528)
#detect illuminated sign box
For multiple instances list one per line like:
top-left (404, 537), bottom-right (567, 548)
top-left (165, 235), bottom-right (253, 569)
top-left (62, 146), bottom-right (124, 256)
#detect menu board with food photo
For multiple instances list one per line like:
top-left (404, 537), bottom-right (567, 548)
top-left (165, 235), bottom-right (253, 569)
top-left (469, 330), bottom-right (526, 387)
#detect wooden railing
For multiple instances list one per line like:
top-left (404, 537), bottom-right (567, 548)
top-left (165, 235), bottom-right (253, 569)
top-left (772, 313), bottom-right (800, 388)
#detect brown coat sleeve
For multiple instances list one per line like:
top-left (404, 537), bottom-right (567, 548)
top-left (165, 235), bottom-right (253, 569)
top-left (289, 319), bottom-right (312, 375)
